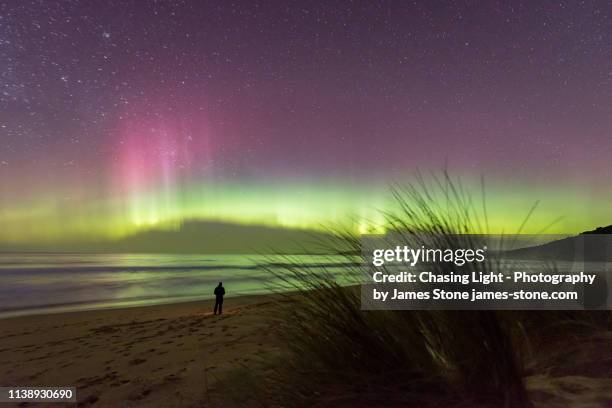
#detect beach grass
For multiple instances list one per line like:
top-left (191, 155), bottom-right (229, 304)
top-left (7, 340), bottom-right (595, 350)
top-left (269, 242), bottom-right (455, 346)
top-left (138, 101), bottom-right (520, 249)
top-left (264, 171), bottom-right (608, 407)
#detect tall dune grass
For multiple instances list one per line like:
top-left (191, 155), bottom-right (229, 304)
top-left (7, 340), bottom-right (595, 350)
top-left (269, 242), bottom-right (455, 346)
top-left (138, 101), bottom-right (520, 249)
top-left (268, 171), bottom-right (532, 407)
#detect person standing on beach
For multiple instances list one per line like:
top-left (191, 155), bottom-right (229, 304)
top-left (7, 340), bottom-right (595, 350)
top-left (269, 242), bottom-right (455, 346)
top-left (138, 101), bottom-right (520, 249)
top-left (213, 282), bottom-right (225, 315)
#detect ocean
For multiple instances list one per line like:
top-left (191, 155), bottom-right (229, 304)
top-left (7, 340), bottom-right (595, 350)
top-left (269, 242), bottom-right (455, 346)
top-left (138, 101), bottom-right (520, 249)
top-left (0, 253), bottom-right (353, 318)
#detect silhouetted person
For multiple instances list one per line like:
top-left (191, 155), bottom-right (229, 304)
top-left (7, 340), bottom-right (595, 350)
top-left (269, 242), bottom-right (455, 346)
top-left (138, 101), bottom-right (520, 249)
top-left (213, 282), bottom-right (225, 315)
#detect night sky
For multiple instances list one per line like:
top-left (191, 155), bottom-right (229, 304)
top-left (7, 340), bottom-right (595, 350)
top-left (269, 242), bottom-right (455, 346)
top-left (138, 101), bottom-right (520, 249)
top-left (1, 1), bottom-right (611, 243)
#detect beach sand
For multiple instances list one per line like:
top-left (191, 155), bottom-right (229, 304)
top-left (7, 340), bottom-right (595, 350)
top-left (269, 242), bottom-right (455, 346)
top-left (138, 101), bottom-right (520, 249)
top-left (1, 296), bottom-right (610, 407)
top-left (0, 295), bottom-right (286, 407)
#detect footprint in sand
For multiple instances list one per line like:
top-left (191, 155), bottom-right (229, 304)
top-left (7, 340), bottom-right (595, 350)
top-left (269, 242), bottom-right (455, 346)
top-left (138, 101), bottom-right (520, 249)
top-left (164, 373), bottom-right (181, 383)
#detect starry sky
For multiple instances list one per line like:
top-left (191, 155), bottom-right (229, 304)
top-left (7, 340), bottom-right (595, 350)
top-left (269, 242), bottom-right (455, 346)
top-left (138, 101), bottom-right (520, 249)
top-left (1, 0), bottom-right (611, 244)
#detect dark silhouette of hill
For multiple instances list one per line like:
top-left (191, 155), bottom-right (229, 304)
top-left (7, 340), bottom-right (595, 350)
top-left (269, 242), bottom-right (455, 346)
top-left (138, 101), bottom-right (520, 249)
top-left (582, 225), bottom-right (612, 235)
top-left (109, 220), bottom-right (344, 254)
top-left (508, 225), bottom-right (612, 261)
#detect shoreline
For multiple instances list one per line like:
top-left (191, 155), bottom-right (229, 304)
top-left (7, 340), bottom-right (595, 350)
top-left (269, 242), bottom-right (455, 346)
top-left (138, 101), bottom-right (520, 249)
top-left (0, 291), bottom-right (272, 320)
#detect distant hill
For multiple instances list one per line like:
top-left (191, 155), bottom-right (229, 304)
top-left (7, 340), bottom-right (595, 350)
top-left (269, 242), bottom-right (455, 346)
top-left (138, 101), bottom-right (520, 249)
top-left (581, 225), bottom-right (612, 235)
top-left (109, 220), bottom-right (346, 254)
top-left (508, 225), bottom-right (612, 261)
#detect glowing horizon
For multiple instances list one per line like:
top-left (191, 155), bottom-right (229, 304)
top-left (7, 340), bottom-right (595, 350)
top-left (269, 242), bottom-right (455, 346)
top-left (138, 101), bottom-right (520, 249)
top-left (1, 173), bottom-right (610, 245)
